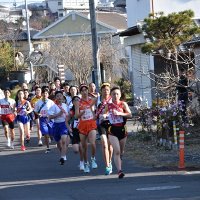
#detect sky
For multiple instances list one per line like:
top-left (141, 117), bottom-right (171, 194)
top-left (0, 0), bottom-right (43, 7)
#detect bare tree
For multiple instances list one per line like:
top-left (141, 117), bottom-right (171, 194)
top-left (99, 34), bottom-right (129, 82)
top-left (48, 36), bottom-right (93, 84)
top-left (44, 34), bottom-right (128, 85)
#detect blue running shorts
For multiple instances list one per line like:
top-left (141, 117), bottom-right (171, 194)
top-left (40, 117), bottom-right (54, 135)
top-left (53, 121), bottom-right (68, 142)
top-left (17, 115), bottom-right (30, 124)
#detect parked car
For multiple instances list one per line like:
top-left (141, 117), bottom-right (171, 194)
top-left (0, 80), bottom-right (20, 90)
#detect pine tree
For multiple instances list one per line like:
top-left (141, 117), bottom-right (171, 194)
top-left (142, 10), bottom-right (200, 55)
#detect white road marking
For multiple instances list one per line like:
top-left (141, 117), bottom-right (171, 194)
top-left (136, 186), bottom-right (181, 191)
top-left (185, 171), bottom-right (200, 175)
top-left (0, 171), bottom-right (192, 190)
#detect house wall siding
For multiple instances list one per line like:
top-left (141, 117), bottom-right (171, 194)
top-left (126, 0), bottom-right (151, 27)
top-left (47, 0), bottom-right (60, 13)
top-left (124, 34), bottom-right (146, 46)
top-left (125, 0), bottom-right (200, 107)
top-left (131, 44), bottom-right (152, 107)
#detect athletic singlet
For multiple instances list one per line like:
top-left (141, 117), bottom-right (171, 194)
top-left (97, 96), bottom-right (112, 124)
top-left (34, 99), bottom-right (55, 117)
top-left (31, 96), bottom-right (42, 108)
top-left (79, 98), bottom-right (94, 121)
top-left (48, 102), bottom-right (68, 123)
top-left (17, 100), bottom-right (28, 116)
top-left (0, 98), bottom-right (15, 115)
top-left (108, 101), bottom-right (124, 125)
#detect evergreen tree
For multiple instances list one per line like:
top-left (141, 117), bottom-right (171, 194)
top-left (0, 42), bottom-right (14, 78)
top-left (142, 10), bottom-right (200, 55)
top-left (139, 10), bottom-right (200, 103)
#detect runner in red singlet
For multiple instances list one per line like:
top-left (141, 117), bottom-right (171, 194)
top-left (0, 89), bottom-right (16, 149)
top-left (97, 82), bottom-right (113, 175)
top-left (107, 86), bottom-right (132, 178)
top-left (74, 84), bottom-right (97, 173)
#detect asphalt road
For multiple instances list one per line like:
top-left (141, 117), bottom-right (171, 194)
top-left (0, 121), bottom-right (200, 200)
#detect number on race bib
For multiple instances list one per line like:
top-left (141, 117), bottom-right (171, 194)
top-left (81, 108), bottom-right (93, 121)
top-left (73, 120), bottom-right (79, 128)
top-left (108, 111), bottom-right (124, 124)
top-left (40, 110), bottom-right (47, 116)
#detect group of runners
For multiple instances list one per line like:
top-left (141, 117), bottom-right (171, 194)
top-left (0, 77), bottom-right (132, 179)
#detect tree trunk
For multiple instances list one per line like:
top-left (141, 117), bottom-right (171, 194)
top-left (174, 48), bottom-right (179, 77)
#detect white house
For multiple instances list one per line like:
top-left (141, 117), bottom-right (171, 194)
top-left (33, 10), bottom-right (127, 83)
top-left (0, 5), bottom-right (26, 23)
top-left (126, 0), bottom-right (200, 27)
top-left (47, 0), bottom-right (98, 18)
top-left (122, 0), bottom-right (200, 107)
top-left (0, 5), bottom-right (9, 21)
top-left (47, 0), bottom-right (117, 18)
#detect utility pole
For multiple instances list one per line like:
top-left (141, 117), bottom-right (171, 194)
top-left (89, 0), bottom-right (101, 91)
top-left (25, 0), bottom-right (34, 81)
top-left (151, 0), bottom-right (154, 17)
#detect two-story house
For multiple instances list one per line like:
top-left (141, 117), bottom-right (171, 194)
top-left (119, 0), bottom-right (200, 107)
top-left (32, 10), bottom-right (127, 83)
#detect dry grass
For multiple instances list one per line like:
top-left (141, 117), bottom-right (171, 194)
top-left (125, 127), bottom-right (200, 169)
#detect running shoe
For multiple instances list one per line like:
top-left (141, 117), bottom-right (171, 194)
top-left (91, 157), bottom-right (98, 169)
top-left (59, 158), bottom-right (65, 165)
top-left (109, 162), bottom-right (113, 174)
top-left (105, 167), bottom-right (112, 175)
top-left (7, 138), bottom-right (11, 147)
top-left (10, 142), bottom-right (14, 149)
top-left (21, 145), bottom-right (26, 151)
top-left (79, 161), bottom-right (85, 171)
top-left (45, 148), bottom-right (51, 154)
top-left (38, 140), bottom-right (43, 146)
top-left (84, 162), bottom-right (90, 173)
top-left (118, 170), bottom-right (125, 179)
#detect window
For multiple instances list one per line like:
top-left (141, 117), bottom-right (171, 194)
top-left (58, 1), bottom-right (62, 6)
top-left (33, 43), bottom-right (43, 50)
top-left (59, 13), bottom-right (63, 17)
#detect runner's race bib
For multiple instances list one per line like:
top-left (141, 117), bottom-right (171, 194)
top-left (108, 109), bottom-right (124, 124)
top-left (73, 119), bottom-right (79, 128)
top-left (1, 105), bottom-right (11, 115)
top-left (40, 109), bottom-right (47, 117)
top-left (18, 110), bottom-right (26, 116)
top-left (81, 108), bottom-right (93, 121)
